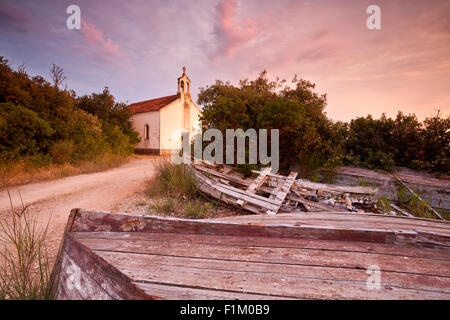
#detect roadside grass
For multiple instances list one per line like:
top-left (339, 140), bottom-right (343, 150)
top-left (0, 153), bottom-right (130, 189)
top-left (151, 197), bottom-right (179, 214)
top-left (0, 184), bottom-right (53, 300)
top-left (184, 200), bottom-right (213, 219)
top-left (396, 186), bottom-right (441, 220)
top-left (145, 160), bottom-right (217, 219)
top-left (146, 160), bottom-right (197, 199)
top-left (376, 187), bottom-right (448, 221)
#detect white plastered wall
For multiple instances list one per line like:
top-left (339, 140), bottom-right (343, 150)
top-left (131, 111), bottom-right (160, 150)
top-left (159, 98), bottom-right (185, 150)
top-left (159, 96), bottom-right (202, 151)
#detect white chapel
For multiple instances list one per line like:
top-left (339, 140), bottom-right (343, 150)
top-left (129, 67), bottom-right (202, 155)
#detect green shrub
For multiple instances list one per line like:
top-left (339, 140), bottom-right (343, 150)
top-left (236, 164), bottom-right (259, 178)
top-left (184, 200), bottom-right (212, 219)
top-left (49, 140), bottom-right (74, 164)
top-left (0, 103), bottom-right (54, 161)
top-left (146, 161), bottom-right (197, 199)
top-left (376, 196), bottom-right (392, 213)
top-left (198, 72), bottom-right (344, 174)
top-left (151, 198), bottom-right (178, 214)
top-left (396, 186), bottom-right (435, 219)
top-left (0, 57), bottom-right (138, 167)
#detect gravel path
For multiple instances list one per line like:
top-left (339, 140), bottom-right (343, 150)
top-left (0, 156), bottom-right (159, 256)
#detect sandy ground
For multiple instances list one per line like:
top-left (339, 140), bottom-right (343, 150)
top-left (0, 156), bottom-right (160, 257)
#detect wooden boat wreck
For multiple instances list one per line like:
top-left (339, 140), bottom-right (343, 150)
top-left (192, 161), bottom-right (445, 219)
top-left (51, 208), bottom-right (450, 300)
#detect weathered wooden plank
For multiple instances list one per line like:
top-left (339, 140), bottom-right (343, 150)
top-left (96, 250), bottom-right (450, 294)
top-left (274, 172), bottom-right (298, 203)
top-left (62, 234), bottom-right (154, 300)
top-left (76, 236), bottom-right (450, 277)
top-left (248, 167), bottom-right (271, 193)
top-left (416, 230), bottom-right (450, 248)
top-left (269, 178), bottom-right (284, 200)
top-left (196, 176), bottom-right (268, 214)
top-left (71, 210), bottom-right (450, 248)
top-left (50, 208), bottom-right (79, 298)
top-left (390, 203), bottom-right (414, 218)
top-left (195, 164), bottom-right (370, 213)
top-left (134, 282), bottom-right (293, 300)
top-left (211, 216), bottom-right (450, 236)
top-left (267, 172), bottom-right (298, 215)
top-left (251, 169), bottom-right (378, 195)
top-left (237, 167), bottom-right (271, 207)
top-left (214, 183), bottom-right (281, 208)
top-left (72, 231), bottom-right (450, 261)
top-left (196, 172), bottom-right (281, 211)
top-left (195, 164), bottom-right (316, 199)
top-left (71, 210), bottom-right (414, 246)
top-left (214, 212), bottom-right (450, 233)
top-left (59, 251), bottom-right (112, 300)
top-left (55, 278), bottom-right (83, 300)
top-left (295, 179), bottom-right (378, 195)
top-left (54, 251), bottom-right (84, 300)
top-left (120, 264), bottom-right (449, 300)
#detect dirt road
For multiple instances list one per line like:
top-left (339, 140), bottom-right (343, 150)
top-left (0, 156), bottom-right (158, 255)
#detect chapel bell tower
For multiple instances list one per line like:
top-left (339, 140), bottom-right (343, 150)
top-left (177, 66), bottom-right (191, 96)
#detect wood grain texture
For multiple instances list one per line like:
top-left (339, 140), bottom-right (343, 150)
top-left (93, 249), bottom-right (450, 293)
top-left (108, 254), bottom-right (449, 299)
top-left (72, 231), bottom-right (450, 260)
top-left (53, 233), bottom-right (154, 300)
top-left (70, 210), bottom-right (450, 249)
top-left (53, 210), bottom-right (450, 300)
top-left (76, 237), bottom-right (450, 277)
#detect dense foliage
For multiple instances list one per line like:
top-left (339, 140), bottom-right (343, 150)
top-left (199, 71), bottom-right (449, 176)
top-left (0, 57), bottom-right (139, 166)
top-left (344, 112), bottom-right (449, 174)
top-left (199, 71), bottom-right (345, 177)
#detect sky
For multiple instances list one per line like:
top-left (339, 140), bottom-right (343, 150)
top-left (0, 0), bottom-right (449, 122)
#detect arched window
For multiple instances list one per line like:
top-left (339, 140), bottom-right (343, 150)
top-left (144, 124), bottom-right (149, 140)
top-left (180, 80), bottom-right (185, 92)
top-left (187, 82), bottom-right (190, 93)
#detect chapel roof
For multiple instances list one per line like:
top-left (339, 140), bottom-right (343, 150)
top-left (129, 94), bottom-right (179, 114)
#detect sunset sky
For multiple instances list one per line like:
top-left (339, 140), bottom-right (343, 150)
top-left (1, 0), bottom-right (449, 122)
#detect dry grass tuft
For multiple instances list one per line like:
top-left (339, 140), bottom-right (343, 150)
top-left (0, 182), bottom-right (53, 300)
top-left (145, 160), bottom-right (221, 219)
top-left (146, 160), bottom-right (197, 199)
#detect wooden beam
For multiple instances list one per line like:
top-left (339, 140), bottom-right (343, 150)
top-left (267, 172), bottom-right (298, 215)
top-left (237, 167), bottom-right (271, 207)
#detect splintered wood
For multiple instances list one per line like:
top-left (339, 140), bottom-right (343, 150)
top-left (192, 161), bottom-right (379, 215)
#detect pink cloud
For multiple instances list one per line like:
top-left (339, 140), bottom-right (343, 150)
top-left (80, 19), bottom-right (126, 63)
top-left (81, 19), bottom-right (104, 45)
top-left (211, 0), bottom-right (258, 59)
